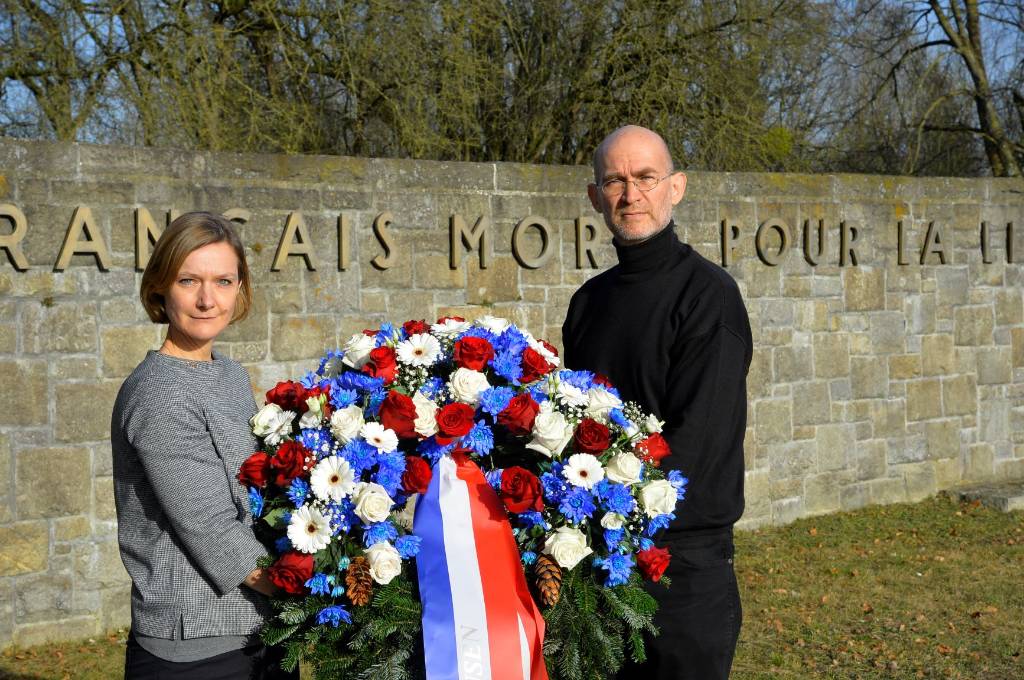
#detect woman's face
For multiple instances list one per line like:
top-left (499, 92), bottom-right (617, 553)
top-left (164, 241), bottom-right (240, 348)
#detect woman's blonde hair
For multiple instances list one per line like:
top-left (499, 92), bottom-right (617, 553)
top-left (140, 212), bottom-right (252, 324)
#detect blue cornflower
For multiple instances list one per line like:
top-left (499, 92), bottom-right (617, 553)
top-left (667, 470), bottom-right (689, 500)
top-left (317, 350), bottom-right (345, 377)
top-left (493, 327), bottom-right (529, 356)
top-left (375, 323), bottom-right (396, 345)
top-left (418, 438), bottom-right (455, 465)
top-left (593, 479), bottom-right (636, 516)
top-left (479, 387), bottom-right (516, 417)
top-left (395, 534), bottom-right (422, 559)
top-left (521, 551), bottom-right (537, 566)
top-left (363, 522), bottom-right (399, 547)
top-left (526, 383), bottom-right (550, 405)
top-left (594, 552), bottom-right (634, 587)
top-left (608, 408), bottom-right (634, 431)
top-left (331, 584), bottom-right (346, 597)
top-left (645, 513), bottom-right (674, 536)
top-left (342, 439), bottom-right (378, 475)
top-left (419, 377), bottom-right (446, 399)
top-left (274, 536), bottom-right (292, 553)
top-left (287, 478), bottom-right (309, 508)
top-left (299, 371), bottom-right (320, 389)
top-left (456, 326), bottom-right (499, 345)
top-left (305, 573), bottom-right (333, 595)
top-left (248, 488), bottom-right (264, 517)
top-left (517, 511), bottom-right (547, 530)
top-left (329, 387), bottom-right (358, 410)
top-left (541, 465), bottom-right (568, 503)
top-left (338, 556), bottom-right (351, 570)
top-left (485, 468), bottom-right (504, 491)
top-left (638, 537), bottom-right (655, 551)
top-left (336, 372), bottom-right (384, 394)
top-left (462, 421), bottom-right (494, 456)
top-left (316, 605), bottom-right (352, 628)
top-left (298, 427), bottom-right (332, 457)
top-left (365, 388), bottom-right (387, 418)
top-left (603, 528), bottom-right (625, 552)
top-left (559, 486), bottom-right (597, 523)
top-left (491, 351), bottom-right (523, 384)
top-left (327, 501), bottom-right (353, 535)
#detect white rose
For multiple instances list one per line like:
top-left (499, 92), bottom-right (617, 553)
top-left (645, 414), bottom-right (664, 434)
top-left (393, 494), bottom-right (418, 531)
top-left (342, 333), bottom-right (376, 368)
top-left (543, 526), bottom-right (593, 570)
top-left (639, 479), bottom-right (677, 518)
top-left (585, 388), bottom-right (623, 423)
top-left (600, 513), bottom-right (625, 530)
top-left (299, 394), bottom-right (326, 430)
top-left (448, 367), bottom-right (489, 405)
top-left (605, 452), bottom-right (643, 486)
top-left (412, 391), bottom-right (438, 438)
top-left (364, 542), bottom-right (403, 584)
top-left (431, 318), bottom-right (471, 337)
top-left (352, 482), bottom-right (394, 524)
top-left (556, 382), bottom-right (588, 408)
top-left (251, 403), bottom-right (295, 445)
top-left (329, 404), bottom-right (364, 444)
top-left (475, 314), bottom-right (511, 334)
top-left (525, 401), bottom-right (573, 458)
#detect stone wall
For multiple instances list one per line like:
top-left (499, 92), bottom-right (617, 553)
top-left (0, 138), bottom-right (1021, 647)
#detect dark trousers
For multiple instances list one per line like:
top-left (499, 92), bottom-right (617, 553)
top-left (617, 532), bottom-right (741, 680)
top-left (124, 633), bottom-right (298, 680)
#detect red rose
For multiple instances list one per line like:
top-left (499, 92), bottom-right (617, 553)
top-left (500, 466), bottom-right (544, 513)
top-left (453, 337), bottom-right (495, 371)
top-left (380, 391), bottom-right (418, 439)
top-left (436, 315), bottom-right (465, 324)
top-left (635, 433), bottom-right (671, 467)
top-left (593, 373), bottom-right (614, 388)
top-left (435, 403), bottom-right (476, 443)
top-left (520, 347), bottom-right (554, 383)
top-left (402, 456), bottom-right (433, 495)
top-left (265, 381), bottom-right (309, 412)
top-left (268, 551), bottom-right (314, 594)
top-left (637, 546), bottom-right (671, 582)
top-left (574, 418), bottom-right (611, 455)
top-left (497, 393), bottom-right (541, 436)
top-left (270, 441), bottom-right (310, 487)
top-left (237, 451), bottom-right (272, 488)
top-left (362, 346), bottom-right (398, 384)
top-left (362, 328), bottom-right (377, 336)
top-left (403, 319), bottom-right (430, 336)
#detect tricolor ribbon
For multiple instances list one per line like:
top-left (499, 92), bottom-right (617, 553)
top-left (415, 454), bottom-right (548, 680)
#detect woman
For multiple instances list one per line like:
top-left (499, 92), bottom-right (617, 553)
top-left (111, 212), bottom-right (292, 679)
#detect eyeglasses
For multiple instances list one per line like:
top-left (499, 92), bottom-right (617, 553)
top-left (600, 173), bottom-right (673, 197)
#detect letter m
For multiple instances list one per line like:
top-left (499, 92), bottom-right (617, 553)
top-left (450, 214), bottom-right (490, 270)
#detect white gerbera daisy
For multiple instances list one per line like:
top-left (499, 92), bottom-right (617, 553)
top-left (431, 317), bottom-right (471, 337)
top-left (396, 333), bottom-right (441, 367)
top-left (287, 505), bottom-right (332, 554)
top-left (360, 422), bottom-right (399, 453)
top-left (564, 453), bottom-right (605, 490)
top-left (310, 456), bottom-right (357, 502)
top-left (556, 382), bottom-right (588, 408)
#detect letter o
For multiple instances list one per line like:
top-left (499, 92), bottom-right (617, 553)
top-left (755, 217), bottom-right (791, 266)
top-left (512, 215), bottom-right (554, 269)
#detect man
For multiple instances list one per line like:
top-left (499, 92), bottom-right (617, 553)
top-left (562, 125), bottom-right (752, 680)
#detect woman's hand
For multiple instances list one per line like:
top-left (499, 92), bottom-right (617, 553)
top-left (243, 567), bottom-right (278, 597)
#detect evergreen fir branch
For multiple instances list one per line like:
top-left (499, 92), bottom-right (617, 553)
top-left (261, 622), bottom-right (302, 647)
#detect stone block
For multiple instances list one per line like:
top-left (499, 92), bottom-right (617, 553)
top-left (101, 325), bottom-right (159, 377)
top-left (854, 439), bottom-right (886, 480)
top-left (933, 458), bottom-right (960, 489)
top-left (754, 399), bottom-right (791, 445)
top-left (935, 267), bottom-right (969, 306)
top-left (1013, 328), bottom-right (1024, 368)
top-left (954, 305), bottom-right (994, 346)
top-left (0, 520), bottom-right (49, 576)
top-left (13, 616), bottom-right (101, 647)
top-left (270, 315), bottom-right (338, 362)
top-left (888, 354), bottom-right (921, 380)
top-left (54, 516), bottom-right (91, 541)
top-left (16, 447), bottom-right (91, 519)
top-left (850, 357), bottom-right (887, 398)
top-left (871, 399), bottom-right (906, 438)
top-left (870, 477), bottom-right (907, 505)
top-left (55, 381), bottom-right (121, 442)
top-left (466, 257), bottom-right (520, 305)
top-left (995, 288), bottom-right (1022, 326)
top-left (840, 483), bottom-right (871, 510)
top-left (921, 335), bottom-right (954, 375)
top-left (93, 476), bottom-right (116, 521)
top-left (74, 539), bottom-right (130, 589)
top-left (741, 470), bottom-right (770, 522)
top-left (773, 346), bottom-right (813, 382)
top-left (942, 375), bottom-right (976, 416)
top-left (0, 360), bottom-right (48, 426)
top-left (976, 347), bottom-right (1012, 384)
top-left (52, 357), bottom-right (99, 380)
top-left (803, 473), bottom-right (841, 514)
top-left (899, 462), bottom-right (937, 501)
top-left (815, 423), bottom-right (854, 471)
top-left (906, 379), bottom-right (942, 421)
top-left (218, 287), bottom-right (270, 343)
top-left (925, 419), bottom-right (960, 460)
top-left (769, 440), bottom-right (816, 480)
top-left (101, 586), bottom-right (131, 630)
top-left (414, 252), bottom-right (466, 289)
top-left (21, 302), bottom-right (98, 354)
top-left (15, 571), bottom-right (74, 622)
top-left (869, 312), bottom-right (907, 354)
top-left (388, 290), bottom-right (437, 326)
top-left (771, 497), bottom-right (804, 525)
top-left (813, 334), bottom-right (849, 379)
top-left (843, 267), bottom-right (884, 311)
top-left (746, 348), bottom-right (772, 399)
top-left (887, 435), bottom-right (927, 464)
top-left (792, 381), bottom-right (831, 427)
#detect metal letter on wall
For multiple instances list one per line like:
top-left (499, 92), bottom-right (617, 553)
top-left (449, 214), bottom-right (490, 270)
top-left (0, 203), bottom-right (30, 270)
top-left (575, 216), bottom-right (599, 269)
top-left (755, 217), bottom-right (791, 266)
top-left (802, 219), bottom-right (825, 266)
top-left (55, 206), bottom-right (112, 271)
top-left (512, 215), bottom-right (554, 269)
top-left (839, 221), bottom-right (858, 267)
top-left (337, 213), bottom-right (351, 271)
top-left (919, 221), bottom-right (946, 265)
top-left (371, 211), bottom-right (396, 270)
top-left (720, 220), bottom-right (740, 267)
top-left (272, 211), bottom-right (318, 271)
top-left (134, 208), bottom-right (163, 271)
top-left (897, 221), bottom-right (910, 266)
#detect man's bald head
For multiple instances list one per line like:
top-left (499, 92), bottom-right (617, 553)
top-left (592, 125), bottom-right (674, 182)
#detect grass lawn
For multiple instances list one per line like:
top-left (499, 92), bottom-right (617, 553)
top-left (2, 495), bottom-right (1020, 680)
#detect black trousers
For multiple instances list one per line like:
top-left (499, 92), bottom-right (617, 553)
top-left (617, 532), bottom-right (741, 680)
top-left (124, 633), bottom-right (298, 680)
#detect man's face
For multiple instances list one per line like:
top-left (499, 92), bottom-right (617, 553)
top-left (587, 129), bottom-right (686, 243)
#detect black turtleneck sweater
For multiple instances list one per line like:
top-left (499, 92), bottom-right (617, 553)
top-left (562, 224), bottom-right (752, 536)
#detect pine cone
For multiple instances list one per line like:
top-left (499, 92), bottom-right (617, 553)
top-left (534, 554), bottom-right (562, 606)
top-left (346, 556), bottom-right (373, 606)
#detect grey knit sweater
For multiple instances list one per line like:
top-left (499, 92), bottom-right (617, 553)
top-left (111, 349), bottom-right (272, 660)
